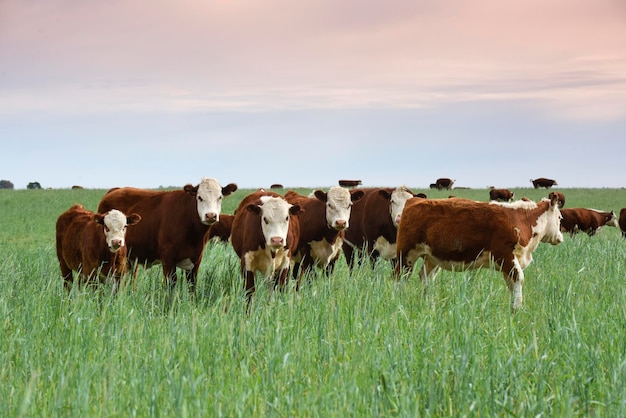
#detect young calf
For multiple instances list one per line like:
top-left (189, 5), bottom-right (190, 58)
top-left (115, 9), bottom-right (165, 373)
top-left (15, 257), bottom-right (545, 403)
top-left (56, 204), bottom-right (141, 291)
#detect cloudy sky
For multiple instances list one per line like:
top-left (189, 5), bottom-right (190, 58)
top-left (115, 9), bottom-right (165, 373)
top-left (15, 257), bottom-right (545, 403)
top-left (1, 0), bottom-right (625, 190)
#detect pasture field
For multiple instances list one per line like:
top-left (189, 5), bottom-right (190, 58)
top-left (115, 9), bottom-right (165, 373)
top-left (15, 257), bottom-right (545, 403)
top-left (1, 186), bottom-right (626, 417)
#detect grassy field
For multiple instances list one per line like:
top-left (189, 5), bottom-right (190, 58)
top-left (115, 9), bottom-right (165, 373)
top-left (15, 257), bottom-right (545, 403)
top-left (1, 186), bottom-right (625, 416)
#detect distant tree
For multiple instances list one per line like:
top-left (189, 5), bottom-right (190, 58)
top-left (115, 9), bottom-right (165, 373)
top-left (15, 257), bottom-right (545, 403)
top-left (0, 180), bottom-right (14, 189)
top-left (27, 182), bottom-right (42, 190)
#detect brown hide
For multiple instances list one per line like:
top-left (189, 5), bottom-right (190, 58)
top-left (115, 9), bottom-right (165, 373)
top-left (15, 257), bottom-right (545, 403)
top-left (55, 204), bottom-right (139, 291)
top-left (531, 177), bottom-right (558, 188)
top-left (559, 208), bottom-right (616, 236)
top-left (230, 190), bottom-right (301, 301)
top-left (489, 188), bottom-right (514, 202)
top-left (207, 214), bottom-right (235, 242)
top-left (619, 208), bottom-right (626, 238)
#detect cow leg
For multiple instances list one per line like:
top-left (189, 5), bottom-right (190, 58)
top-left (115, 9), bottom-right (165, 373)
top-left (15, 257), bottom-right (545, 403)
top-left (502, 258), bottom-right (524, 311)
top-left (275, 268), bottom-right (289, 292)
top-left (419, 258), bottom-right (440, 288)
top-left (161, 264), bottom-right (178, 291)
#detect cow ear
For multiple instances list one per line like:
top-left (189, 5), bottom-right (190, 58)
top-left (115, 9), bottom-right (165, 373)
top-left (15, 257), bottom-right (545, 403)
top-left (222, 183), bottom-right (238, 196)
top-left (313, 190), bottom-right (327, 202)
top-left (183, 184), bottom-right (199, 196)
top-left (378, 190), bottom-right (391, 200)
top-left (247, 204), bottom-right (262, 215)
top-left (416, 193), bottom-right (427, 199)
top-left (127, 213), bottom-right (142, 225)
top-left (94, 213), bottom-right (105, 225)
top-left (289, 204), bottom-right (302, 216)
top-left (350, 190), bottom-right (365, 202)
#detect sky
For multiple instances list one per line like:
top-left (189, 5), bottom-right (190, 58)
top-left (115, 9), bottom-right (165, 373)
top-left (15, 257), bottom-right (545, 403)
top-left (1, 0), bottom-right (625, 190)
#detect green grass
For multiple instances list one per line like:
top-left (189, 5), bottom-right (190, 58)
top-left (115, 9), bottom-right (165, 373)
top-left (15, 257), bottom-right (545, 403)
top-left (1, 187), bottom-right (625, 416)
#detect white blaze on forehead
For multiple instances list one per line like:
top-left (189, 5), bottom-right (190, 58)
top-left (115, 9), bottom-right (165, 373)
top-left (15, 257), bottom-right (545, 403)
top-left (196, 177), bottom-right (224, 224)
top-left (259, 196), bottom-right (292, 247)
top-left (390, 186), bottom-right (414, 228)
top-left (103, 209), bottom-right (128, 249)
top-left (326, 186), bottom-right (353, 229)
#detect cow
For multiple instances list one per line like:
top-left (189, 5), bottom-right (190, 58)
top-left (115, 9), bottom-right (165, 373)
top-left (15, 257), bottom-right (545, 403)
top-left (429, 178), bottom-right (455, 190)
top-left (548, 191), bottom-right (566, 208)
top-left (229, 190), bottom-right (302, 304)
top-left (338, 179), bottom-right (362, 188)
top-left (343, 186), bottom-right (421, 270)
top-left (489, 188), bottom-right (514, 202)
top-left (531, 177), bottom-right (558, 189)
top-left (395, 194), bottom-right (563, 311)
top-left (619, 208), bottom-right (626, 238)
top-left (284, 187), bottom-right (364, 286)
top-left (56, 204), bottom-right (141, 291)
top-left (207, 213), bottom-right (235, 243)
top-left (97, 178), bottom-right (238, 291)
top-left (559, 208), bottom-right (618, 236)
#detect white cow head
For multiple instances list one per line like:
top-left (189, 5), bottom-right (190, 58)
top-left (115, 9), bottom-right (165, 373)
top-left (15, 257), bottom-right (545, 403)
top-left (379, 185), bottom-right (417, 228)
top-left (538, 194), bottom-right (564, 245)
top-left (184, 177), bottom-right (238, 225)
top-left (313, 186), bottom-right (364, 230)
top-left (247, 196), bottom-right (301, 252)
top-left (94, 210), bottom-right (141, 252)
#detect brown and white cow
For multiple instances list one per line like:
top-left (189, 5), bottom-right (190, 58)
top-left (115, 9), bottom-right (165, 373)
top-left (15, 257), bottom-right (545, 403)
top-left (207, 213), bottom-right (235, 243)
top-left (489, 188), bottom-right (514, 202)
top-left (97, 177), bottom-right (238, 291)
top-left (395, 195), bottom-right (563, 311)
top-left (548, 191), bottom-right (566, 208)
top-left (343, 186), bottom-right (421, 269)
top-left (530, 177), bottom-right (558, 189)
top-left (559, 208), bottom-right (618, 237)
top-left (619, 208), bottom-right (626, 238)
top-left (56, 204), bottom-right (141, 291)
top-left (230, 190), bottom-right (301, 303)
top-left (285, 187), bottom-right (364, 286)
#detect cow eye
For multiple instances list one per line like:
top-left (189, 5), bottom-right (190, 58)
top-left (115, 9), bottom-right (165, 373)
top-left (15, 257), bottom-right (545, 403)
top-left (104, 226), bottom-right (110, 232)
top-left (285, 216), bottom-right (289, 222)
top-left (263, 217), bottom-right (269, 225)
top-left (198, 196), bottom-right (204, 202)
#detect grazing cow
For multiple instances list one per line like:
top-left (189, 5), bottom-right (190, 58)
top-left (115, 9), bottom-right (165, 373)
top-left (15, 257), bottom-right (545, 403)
top-left (270, 184), bottom-right (284, 189)
top-left (429, 178), bottom-right (455, 190)
top-left (56, 204), bottom-right (141, 291)
top-left (97, 178), bottom-right (238, 290)
top-left (548, 191), bottom-right (566, 208)
top-left (531, 177), bottom-right (558, 189)
top-left (619, 208), bottom-right (626, 238)
top-left (559, 208), bottom-right (618, 236)
top-left (207, 213), bottom-right (235, 243)
top-left (343, 186), bottom-right (421, 269)
top-left (230, 190), bottom-right (302, 303)
top-left (338, 179), bottom-right (362, 188)
top-left (489, 188), bottom-right (515, 202)
top-left (285, 187), bottom-right (364, 286)
top-left (395, 195), bottom-right (563, 311)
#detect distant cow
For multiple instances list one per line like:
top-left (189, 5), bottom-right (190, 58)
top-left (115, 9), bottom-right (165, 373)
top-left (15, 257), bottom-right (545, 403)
top-left (285, 187), bottom-right (364, 286)
top-left (489, 188), bottom-right (514, 202)
top-left (230, 190), bottom-right (302, 303)
top-left (343, 186), bottom-right (421, 269)
top-left (207, 213), bottom-right (235, 243)
top-left (531, 178), bottom-right (558, 189)
top-left (429, 178), bottom-right (455, 190)
top-left (395, 194), bottom-right (563, 311)
top-left (97, 178), bottom-right (238, 291)
top-left (338, 179), bottom-right (362, 188)
top-left (619, 208), bottom-right (626, 238)
top-left (56, 204), bottom-right (141, 291)
top-left (549, 191), bottom-right (566, 208)
top-left (559, 208), bottom-right (618, 236)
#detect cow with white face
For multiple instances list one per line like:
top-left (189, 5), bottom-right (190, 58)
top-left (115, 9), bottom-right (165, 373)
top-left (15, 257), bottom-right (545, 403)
top-left (343, 185), bottom-right (422, 269)
top-left (187, 177), bottom-right (237, 225)
top-left (286, 187), bottom-right (364, 285)
top-left (230, 190), bottom-right (302, 304)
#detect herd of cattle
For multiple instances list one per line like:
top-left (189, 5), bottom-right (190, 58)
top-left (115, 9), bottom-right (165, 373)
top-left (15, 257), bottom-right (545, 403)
top-left (55, 177), bottom-right (625, 311)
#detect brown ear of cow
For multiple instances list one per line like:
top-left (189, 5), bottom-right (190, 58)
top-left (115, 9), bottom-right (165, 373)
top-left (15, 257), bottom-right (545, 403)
top-left (94, 213), bottom-right (105, 225)
top-left (313, 190), bottom-right (327, 202)
top-left (289, 204), bottom-right (302, 216)
top-left (183, 184), bottom-right (199, 195)
top-left (222, 183), bottom-right (238, 196)
top-left (378, 189), bottom-right (392, 200)
top-left (127, 213), bottom-right (142, 225)
top-left (247, 204), bottom-right (262, 215)
top-left (350, 190), bottom-right (365, 202)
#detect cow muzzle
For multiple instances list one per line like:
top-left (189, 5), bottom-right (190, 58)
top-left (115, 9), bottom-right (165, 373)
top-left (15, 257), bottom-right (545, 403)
top-left (109, 239), bottom-right (123, 252)
top-left (203, 212), bottom-right (218, 225)
top-left (268, 236), bottom-right (285, 250)
top-left (332, 220), bottom-right (347, 230)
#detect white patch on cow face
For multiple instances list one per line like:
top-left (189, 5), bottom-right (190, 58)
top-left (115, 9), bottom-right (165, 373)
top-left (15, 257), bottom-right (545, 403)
top-left (390, 186), bottom-right (415, 228)
top-left (103, 210), bottom-right (129, 253)
top-left (325, 186), bottom-right (353, 230)
top-left (259, 196), bottom-right (292, 252)
top-left (196, 177), bottom-right (225, 225)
